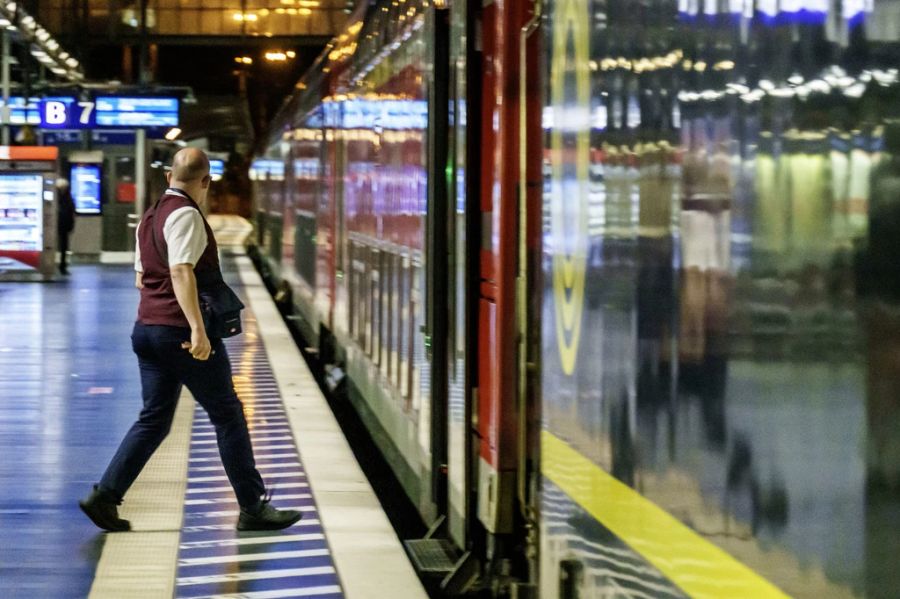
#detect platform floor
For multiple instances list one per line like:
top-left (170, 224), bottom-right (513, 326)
top-left (0, 216), bottom-right (427, 599)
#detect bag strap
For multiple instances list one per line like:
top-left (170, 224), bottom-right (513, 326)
top-left (148, 201), bottom-right (168, 265)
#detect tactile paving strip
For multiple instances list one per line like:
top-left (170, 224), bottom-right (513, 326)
top-left (89, 393), bottom-right (195, 599)
top-left (174, 304), bottom-right (344, 599)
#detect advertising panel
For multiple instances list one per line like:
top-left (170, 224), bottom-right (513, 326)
top-left (0, 173), bottom-right (45, 270)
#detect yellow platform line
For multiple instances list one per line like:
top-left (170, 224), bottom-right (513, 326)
top-left (542, 431), bottom-right (791, 599)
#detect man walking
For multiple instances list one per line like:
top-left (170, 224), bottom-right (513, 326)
top-left (79, 148), bottom-right (301, 532)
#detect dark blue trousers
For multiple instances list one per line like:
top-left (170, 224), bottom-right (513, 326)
top-left (98, 322), bottom-right (265, 508)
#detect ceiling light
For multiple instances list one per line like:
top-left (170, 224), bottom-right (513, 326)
top-left (165, 127), bottom-right (181, 141)
top-left (298, 8), bottom-right (312, 15)
top-left (286, 50), bottom-right (296, 58)
top-left (0, 18), bottom-right (9, 27)
top-left (65, 57), bottom-right (78, 68)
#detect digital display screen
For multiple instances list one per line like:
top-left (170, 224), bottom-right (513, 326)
top-left (71, 164), bottom-right (102, 215)
top-left (94, 96), bottom-right (179, 127)
top-left (0, 174), bottom-right (44, 251)
top-left (0, 97), bottom-right (42, 125)
top-left (209, 159), bottom-right (224, 181)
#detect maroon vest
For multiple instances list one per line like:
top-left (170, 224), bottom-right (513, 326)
top-left (137, 191), bottom-right (220, 328)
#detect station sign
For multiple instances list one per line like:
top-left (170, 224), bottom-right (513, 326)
top-left (39, 97), bottom-right (93, 129)
top-left (37, 95), bottom-right (179, 130)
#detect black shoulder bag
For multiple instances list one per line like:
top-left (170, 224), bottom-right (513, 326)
top-left (149, 207), bottom-right (244, 338)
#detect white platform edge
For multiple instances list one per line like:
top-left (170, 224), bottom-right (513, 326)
top-left (235, 253), bottom-right (429, 599)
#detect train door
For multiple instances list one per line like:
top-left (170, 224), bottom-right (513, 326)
top-left (475, 0), bottom-right (542, 571)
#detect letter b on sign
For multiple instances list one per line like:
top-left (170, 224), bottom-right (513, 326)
top-left (41, 100), bottom-right (70, 128)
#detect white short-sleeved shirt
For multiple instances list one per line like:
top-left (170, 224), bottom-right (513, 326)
top-left (134, 189), bottom-right (208, 273)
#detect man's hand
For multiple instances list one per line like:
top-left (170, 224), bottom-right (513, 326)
top-left (135, 272), bottom-right (143, 289)
top-left (181, 329), bottom-right (212, 361)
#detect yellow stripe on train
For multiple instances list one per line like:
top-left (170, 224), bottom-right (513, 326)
top-left (541, 431), bottom-right (791, 599)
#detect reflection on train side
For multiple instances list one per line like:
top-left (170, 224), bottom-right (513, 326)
top-left (540, 1), bottom-right (900, 596)
top-left (250, 94), bottom-right (431, 416)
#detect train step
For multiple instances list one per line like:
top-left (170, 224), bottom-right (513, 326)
top-left (404, 538), bottom-right (459, 576)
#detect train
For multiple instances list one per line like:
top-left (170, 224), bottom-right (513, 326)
top-left (250, 1), bottom-right (900, 597)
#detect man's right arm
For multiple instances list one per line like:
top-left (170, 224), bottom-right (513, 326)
top-left (164, 207), bottom-right (211, 361)
top-left (170, 264), bottom-right (211, 360)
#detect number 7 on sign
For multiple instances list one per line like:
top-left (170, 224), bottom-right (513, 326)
top-left (77, 101), bottom-right (94, 126)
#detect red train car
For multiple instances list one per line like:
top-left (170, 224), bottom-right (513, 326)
top-left (251, 1), bottom-right (540, 593)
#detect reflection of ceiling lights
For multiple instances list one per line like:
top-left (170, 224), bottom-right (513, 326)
top-left (679, 65), bottom-right (900, 106)
top-left (233, 12), bottom-right (258, 21)
top-left (165, 127), bottom-right (181, 141)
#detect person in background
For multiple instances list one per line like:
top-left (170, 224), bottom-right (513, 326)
top-left (56, 178), bottom-right (76, 275)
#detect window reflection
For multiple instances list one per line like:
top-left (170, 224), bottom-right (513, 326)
top-left (542, 0), bottom-right (900, 595)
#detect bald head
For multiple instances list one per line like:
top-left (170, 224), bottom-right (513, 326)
top-left (170, 148), bottom-right (210, 183)
top-left (166, 147), bottom-right (212, 203)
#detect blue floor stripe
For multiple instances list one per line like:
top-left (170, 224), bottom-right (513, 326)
top-left (174, 274), bottom-right (344, 598)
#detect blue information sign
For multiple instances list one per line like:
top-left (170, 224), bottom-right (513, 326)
top-left (42, 130), bottom-right (82, 144)
top-left (209, 159), bottom-right (224, 180)
top-left (70, 164), bottom-right (102, 215)
top-left (94, 97), bottom-right (179, 128)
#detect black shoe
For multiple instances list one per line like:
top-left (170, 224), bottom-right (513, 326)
top-left (79, 485), bottom-right (131, 532)
top-left (237, 495), bottom-right (302, 531)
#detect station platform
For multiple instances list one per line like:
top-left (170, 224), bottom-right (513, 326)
top-left (0, 216), bottom-right (428, 599)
